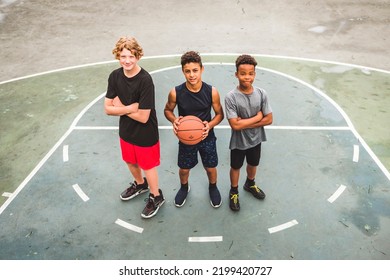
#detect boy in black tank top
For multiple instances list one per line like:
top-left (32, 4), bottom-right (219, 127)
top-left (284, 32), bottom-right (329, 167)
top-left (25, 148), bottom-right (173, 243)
top-left (164, 51), bottom-right (224, 208)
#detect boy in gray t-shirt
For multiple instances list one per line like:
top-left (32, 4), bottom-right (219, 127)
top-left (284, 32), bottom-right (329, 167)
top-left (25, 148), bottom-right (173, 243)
top-left (224, 54), bottom-right (273, 211)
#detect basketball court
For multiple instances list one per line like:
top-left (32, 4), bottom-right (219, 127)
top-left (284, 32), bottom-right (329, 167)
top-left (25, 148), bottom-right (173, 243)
top-left (1, 7), bottom-right (390, 280)
top-left (1, 57), bottom-right (389, 260)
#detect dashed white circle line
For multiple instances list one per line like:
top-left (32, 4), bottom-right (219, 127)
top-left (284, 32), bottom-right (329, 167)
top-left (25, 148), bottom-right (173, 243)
top-left (63, 145), bottom-right (69, 162)
top-left (188, 236), bottom-right (223, 242)
top-left (327, 184), bottom-right (347, 203)
top-left (2, 192), bottom-right (12, 198)
top-left (72, 184), bottom-right (89, 202)
top-left (353, 145), bottom-right (360, 162)
top-left (115, 218), bottom-right (144, 234)
top-left (268, 220), bottom-right (299, 234)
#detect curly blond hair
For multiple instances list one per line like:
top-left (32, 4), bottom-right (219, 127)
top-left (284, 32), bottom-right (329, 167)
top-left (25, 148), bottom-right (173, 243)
top-left (112, 36), bottom-right (144, 60)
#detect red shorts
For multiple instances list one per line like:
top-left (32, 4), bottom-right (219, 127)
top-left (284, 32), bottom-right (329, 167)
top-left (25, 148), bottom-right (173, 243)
top-left (120, 138), bottom-right (160, 170)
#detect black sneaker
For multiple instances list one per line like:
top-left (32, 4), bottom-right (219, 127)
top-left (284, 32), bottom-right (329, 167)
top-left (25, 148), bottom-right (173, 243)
top-left (141, 189), bottom-right (165, 219)
top-left (174, 186), bottom-right (190, 207)
top-left (209, 186), bottom-right (222, 208)
top-left (243, 181), bottom-right (265, 199)
top-left (229, 191), bottom-right (240, 211)
top-left (120, 178), bottom-right (148, 200)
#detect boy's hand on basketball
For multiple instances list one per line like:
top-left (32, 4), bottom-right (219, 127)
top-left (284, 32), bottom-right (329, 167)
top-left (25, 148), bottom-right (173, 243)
top-left (173, 116), bottom-right (182, 134)
top-left (202, 121), bottom-right (210, 139)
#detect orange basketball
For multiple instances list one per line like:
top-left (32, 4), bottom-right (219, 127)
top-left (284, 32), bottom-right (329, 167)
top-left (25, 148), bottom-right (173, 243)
top-left (176, 115), bottom-right (204, 145)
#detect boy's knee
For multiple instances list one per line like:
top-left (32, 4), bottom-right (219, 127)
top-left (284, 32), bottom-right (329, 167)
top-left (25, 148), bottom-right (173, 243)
top-left (179, 168), bottom-right (190, 176)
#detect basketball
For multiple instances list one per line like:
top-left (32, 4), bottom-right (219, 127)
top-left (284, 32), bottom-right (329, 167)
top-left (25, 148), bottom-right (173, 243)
top-left (176, 115), bottom-right (204, 145)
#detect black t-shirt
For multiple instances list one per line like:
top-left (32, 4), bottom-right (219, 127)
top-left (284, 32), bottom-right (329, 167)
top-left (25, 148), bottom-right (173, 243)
top-left (106, 67), bottom-right (159, 146)
top-left (175, 82), bottom-right (215, 140)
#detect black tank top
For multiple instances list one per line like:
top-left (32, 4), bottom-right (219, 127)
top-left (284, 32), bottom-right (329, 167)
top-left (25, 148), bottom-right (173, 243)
top-left (175, 82), bottom-right (215, 140)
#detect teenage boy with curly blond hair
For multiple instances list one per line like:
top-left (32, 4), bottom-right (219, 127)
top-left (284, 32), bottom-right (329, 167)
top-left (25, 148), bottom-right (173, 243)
top-left (104, 36), bottom-right (164, 218)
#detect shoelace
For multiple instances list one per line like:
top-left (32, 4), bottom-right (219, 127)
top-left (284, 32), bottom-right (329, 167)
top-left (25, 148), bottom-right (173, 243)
top-left (230, 193), bottom-right (239, 203)
top-left (144, 197), bottom-right (156, 210)
top-left (250, 185), bottom-right (260, 193)
top-left (127, 181), bottom-right (136, 189)
top-left (124, 183), bottom-right (136, 194)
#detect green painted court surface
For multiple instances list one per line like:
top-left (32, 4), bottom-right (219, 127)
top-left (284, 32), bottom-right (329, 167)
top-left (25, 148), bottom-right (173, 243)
top-left (0, 55), bottom-right (389, 260)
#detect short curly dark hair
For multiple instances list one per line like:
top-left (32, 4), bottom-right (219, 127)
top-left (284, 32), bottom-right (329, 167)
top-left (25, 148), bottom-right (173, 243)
top-left (181, 51), bottom-right (202, 68)
top-left (235, 54), bottom-right (257, 71)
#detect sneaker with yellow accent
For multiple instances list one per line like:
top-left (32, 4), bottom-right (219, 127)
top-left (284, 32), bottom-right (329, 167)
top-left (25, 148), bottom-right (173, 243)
top-left (229, 191), bottom-right (240, 211)
top-left (243, 181), bottom-right (266, 199)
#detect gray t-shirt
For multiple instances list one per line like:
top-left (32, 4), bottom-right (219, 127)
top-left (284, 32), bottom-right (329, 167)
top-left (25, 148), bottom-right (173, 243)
top-left (224, 86), bottom-right (272, 150)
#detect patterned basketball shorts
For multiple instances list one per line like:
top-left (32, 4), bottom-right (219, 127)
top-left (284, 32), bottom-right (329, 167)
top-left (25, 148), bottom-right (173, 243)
top-left (178, 138), bottom-right (218, 169)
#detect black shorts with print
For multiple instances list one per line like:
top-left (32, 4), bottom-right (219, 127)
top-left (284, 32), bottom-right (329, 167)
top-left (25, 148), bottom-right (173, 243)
top-left (178, 138), bottom-right (218, 169)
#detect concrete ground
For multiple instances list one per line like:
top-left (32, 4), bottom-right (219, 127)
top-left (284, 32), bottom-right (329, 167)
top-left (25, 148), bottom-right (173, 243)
top-left (1, 62), bottom-right (389, 261)
top-left (0, 0), bottom-right (389, 263)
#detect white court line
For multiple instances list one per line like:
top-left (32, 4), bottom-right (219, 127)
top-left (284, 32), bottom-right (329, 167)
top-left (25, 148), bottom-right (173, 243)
top-left (1, 61), bottom-right (389, 216)
top-left (74, 126), bottom-right (118, 130)
top-left (63, 145), bottom-right (69, 162)
top-left (74, 125), bottom-right (351, 131)
top-left (2, 53), bottom-right (389, 85)
top-left (353, 145), bottom-right (360, 162)
top-left (0, 93), bottom-right (104, 215)
top-left (72, 184), bottom-right (89, 202)
top-left (2, 192), bottom-right (12, 198)
top-left (328, 184), bottom-right (347, 203)
top-left (70, 63), bottom-right (389, 181)
top-left (268, 220), bottom-right (299, 234)
top-left (188, 236), bottom-right (223, 242)
top-left (115, 219), bottom-right (144, 234)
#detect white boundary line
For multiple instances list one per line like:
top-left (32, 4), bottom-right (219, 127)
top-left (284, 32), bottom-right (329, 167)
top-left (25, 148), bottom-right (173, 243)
top-left (63, 145), bottom-right (69, 162)
top-left (2, 192), bottom-right (12, 198)
top-left (72, 184), bottom-right (89, 202)
top-left (1, 53), bottom-right (389, 85)
top-left (328, 185), bottom-right (347, 203)
top-left (268, 220), bottom-right (299, 234)
top-left (353, 145), bottom-right (360, 163)
top-left (115, 219), bottom-right (144, 234)
top-left (1, 61), bottom-right (389, 215)
top-left (74, 125), bottom-right (351, 131)
top-left (0, 92), bottom-right (105, 215)
top-left (188, 236), bottom-right (223, 242)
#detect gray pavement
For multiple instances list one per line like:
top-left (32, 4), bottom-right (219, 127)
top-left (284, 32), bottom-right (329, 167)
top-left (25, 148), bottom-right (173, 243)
top-left (0, 0), bottom-right (389, 265)
top-left (0, 64), bottom-right (389, 260)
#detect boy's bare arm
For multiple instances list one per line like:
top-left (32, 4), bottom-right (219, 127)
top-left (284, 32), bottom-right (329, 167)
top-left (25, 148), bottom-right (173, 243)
top-left (247, 112), bottom-right (273, 128)
top-left (164, 88), bottom-right (177, 121)
top-left (208, 87), bottom-right (224, 129)
top-left (104, 97), bottom-right (139, 116)
top-left (228, 111), bottom-right (263, 131)
top-left (104, 96), bottom-right (150, 123)
top-left (164, 88), bottom-right (181, 133)
top-left (201, 87), bottom-right (224, 139)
